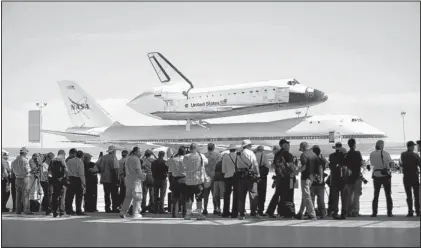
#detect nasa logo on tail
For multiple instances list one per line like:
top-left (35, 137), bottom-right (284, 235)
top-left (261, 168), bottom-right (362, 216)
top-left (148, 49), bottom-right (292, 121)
top-left (68, 97), bottom-right (91, 115)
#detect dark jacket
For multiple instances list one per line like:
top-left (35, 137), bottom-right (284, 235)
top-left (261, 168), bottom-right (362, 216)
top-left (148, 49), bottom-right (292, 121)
top-left (84, 161), bottom-right (98, 185)
top-left (151, 158), bottom-right (168, 181)
top-left (328, 151), bottom-right (346, 187)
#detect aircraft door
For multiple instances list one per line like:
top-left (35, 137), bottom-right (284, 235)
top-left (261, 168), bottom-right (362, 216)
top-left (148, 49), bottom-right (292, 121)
top-left (275, 87), bottom-right (289, 103)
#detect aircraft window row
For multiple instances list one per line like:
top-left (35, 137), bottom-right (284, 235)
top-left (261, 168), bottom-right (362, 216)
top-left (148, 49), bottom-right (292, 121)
top-left (188, 89), bottom-right (280, 99)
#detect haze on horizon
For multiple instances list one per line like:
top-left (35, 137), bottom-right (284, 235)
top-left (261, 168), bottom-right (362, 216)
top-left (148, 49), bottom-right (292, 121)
top-left (1, 2), bottom-right (420, 148)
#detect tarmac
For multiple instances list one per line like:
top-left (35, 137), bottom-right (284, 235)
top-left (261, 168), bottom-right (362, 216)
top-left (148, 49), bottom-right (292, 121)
top-left (1, 213), bottom-right (420, 247)
top-left (2, 171), bottom-right (420, 247)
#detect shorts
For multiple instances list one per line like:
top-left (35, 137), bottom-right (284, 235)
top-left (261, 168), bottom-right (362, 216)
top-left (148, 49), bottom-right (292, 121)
top-left (170, 177), bottom-right (186, 199)
top-left (184, 184), bottom-right (204, 202)
top-left (213, 180), bottom-right (225, 198)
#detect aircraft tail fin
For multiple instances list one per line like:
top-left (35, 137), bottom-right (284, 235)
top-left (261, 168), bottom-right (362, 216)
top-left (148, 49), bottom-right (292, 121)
top-left (147, 52), bottom-right (194, 90)
top-left (57, 80), bottom-right (114, 128)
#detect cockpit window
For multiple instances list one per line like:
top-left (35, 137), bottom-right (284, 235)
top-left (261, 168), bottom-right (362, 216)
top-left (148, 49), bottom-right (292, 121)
top-left (287, 79), bottom-right (300, 86)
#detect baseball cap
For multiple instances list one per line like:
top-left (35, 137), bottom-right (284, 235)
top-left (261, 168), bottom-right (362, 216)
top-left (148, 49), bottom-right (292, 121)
top-left (58, 149), bottom-right (66, 155)
top-left (242, 140), bottom-right (252, 148)
top-left (332, 142), bottom-right (342, 149)
top-left (2, 149), bottom-right (9, 156)
top-left (279, 139), bottom-right (290, 146)
top-left (20, 147), bottom-right (29, 153)
top-left (407, 141), bottom-right (416, 148)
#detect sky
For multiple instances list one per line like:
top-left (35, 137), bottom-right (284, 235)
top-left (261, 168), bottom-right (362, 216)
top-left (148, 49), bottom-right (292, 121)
top-left (1, 2), bottom-right (420, 148)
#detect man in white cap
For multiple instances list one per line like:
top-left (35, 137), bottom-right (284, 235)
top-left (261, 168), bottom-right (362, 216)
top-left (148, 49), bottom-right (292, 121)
top-left (11, 147), bottom-right (33, 215)
top-left (236, 140), bottom-right (259, 219)
top-left (91, 145), bottom-right (120, 213)
top-left (2, 150), bottom-right (11, 212)
top-left (221, 144), bottom-right (239, 218)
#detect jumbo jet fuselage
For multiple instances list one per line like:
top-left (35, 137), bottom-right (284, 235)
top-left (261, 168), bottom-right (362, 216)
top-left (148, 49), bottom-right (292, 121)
top-left (127, 53), bottom-right (328, 121)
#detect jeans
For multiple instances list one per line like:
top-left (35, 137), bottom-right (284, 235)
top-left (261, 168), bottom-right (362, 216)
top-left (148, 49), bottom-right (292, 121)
top-left (310, 185), bottom-right (326, 217)
top-left (202, 179), bottom-right (215, 211)
top-left (2, 178), bottom-right (10, 211)
top-left (84, 181), bottom-right (98, 212)
top-left (119, 180), bottom-right (126, 208)
top-left (266, 177), bottom-right (282, 216)
top-left (50, 180), bottom-right (66, 215)
top-left (103, 182), bottom-right (119, 211)
top-left (352, 179), bottom-right (362, 214)
top-left (120, 181), bottom-right (142, 217)
top-left (330, 184), bottom-right (346, 216)
top-left (237, 177), bottom-right (258, 217)
top-left (65, 177), bottom-right (83, 214)
top-left (222, 177), bottom-right (238, 217)
top-left (298, 179), bottom-right (316, 217)
top-left (153, 179), bottom-right (167, 212)
top-left (142, 184), bottom-right (154, 212)
top-left (403, 180), bottom-right (420, 214)
top-left (40, 181), bottom-right (50, 212)
top-left (15, 177), bottom-right (30, 214)
top-left (372, 177), bottom-right (393, 215)
top-left (344, 182), bottom-right (359, 216)
top-left (257, 175), bottom-right (267, 214)
top-left (213, 180), bottom-right (225, 211)
top-left (10, 177), bottom-right (16, 211)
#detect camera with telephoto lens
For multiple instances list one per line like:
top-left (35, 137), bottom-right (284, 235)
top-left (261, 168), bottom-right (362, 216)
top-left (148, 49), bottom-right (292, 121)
top-left (360, 174), bottom-right (368, 184)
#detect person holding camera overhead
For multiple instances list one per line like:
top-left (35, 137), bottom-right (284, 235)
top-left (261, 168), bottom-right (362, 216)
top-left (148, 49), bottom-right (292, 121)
top-left (369, 140), bottom-right (394, 217)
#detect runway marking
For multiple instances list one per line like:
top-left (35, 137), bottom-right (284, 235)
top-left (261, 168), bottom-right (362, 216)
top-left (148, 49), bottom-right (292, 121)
top-left (245, 220), bottom-right (309, 226)
top-left (289, 220), bottom-right (379, 228)
top-left (2, 215), bottom-right (89, 221)
top-left (361, 221), bottom-right (420, 229)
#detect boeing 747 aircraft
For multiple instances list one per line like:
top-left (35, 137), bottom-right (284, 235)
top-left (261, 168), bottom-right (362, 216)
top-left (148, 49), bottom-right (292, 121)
top-left (36, 81), bottom-right (386, 151)
top-left (126, 52), bottom-right (328, 130)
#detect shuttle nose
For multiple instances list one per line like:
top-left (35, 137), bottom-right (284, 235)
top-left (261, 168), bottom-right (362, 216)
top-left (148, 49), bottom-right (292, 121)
top-left (314, 89), bottom-right (328, 102)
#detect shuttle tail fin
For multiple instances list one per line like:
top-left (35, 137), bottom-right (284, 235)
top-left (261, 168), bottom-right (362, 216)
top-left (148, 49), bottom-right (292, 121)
top-left (57, 80), bottom-right (114, 128)
top-left (147, 52), bottom-right (194, 91)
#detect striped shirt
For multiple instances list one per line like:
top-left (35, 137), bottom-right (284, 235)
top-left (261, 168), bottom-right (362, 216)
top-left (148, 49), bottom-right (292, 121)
top-left (183, 153), bottom-right (208, 186)
top-left (11, 156), bottom-right (31, 179)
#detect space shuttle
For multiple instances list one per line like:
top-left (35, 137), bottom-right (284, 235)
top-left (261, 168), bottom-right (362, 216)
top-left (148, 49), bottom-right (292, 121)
top-left (127, 52), bottom-right (328, 130)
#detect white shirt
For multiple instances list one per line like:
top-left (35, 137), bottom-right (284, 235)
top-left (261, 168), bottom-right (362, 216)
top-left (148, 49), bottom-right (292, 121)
top-left (237, 148), bottom-right (260, 177)
top-left (370, 150), bottom-right (393, 178)
top-left (255, 151), bottom-right (270, 169)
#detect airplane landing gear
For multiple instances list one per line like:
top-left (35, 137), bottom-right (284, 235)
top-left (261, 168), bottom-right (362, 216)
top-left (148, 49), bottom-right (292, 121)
top-left (185, 119), bottom-right (210, 131)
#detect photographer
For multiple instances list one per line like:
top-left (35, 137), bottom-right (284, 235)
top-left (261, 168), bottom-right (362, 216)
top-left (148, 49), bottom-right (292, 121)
top-left (48, 150), bottom-right (69, 217)
top-left (400, 141), bottom-right (420, 217)
top-left (235, 140), bottom-right (259, 219)
top-left (255, 146), bottom-right (270, 216)
top-left (369, 140), bottom-right (394, 217)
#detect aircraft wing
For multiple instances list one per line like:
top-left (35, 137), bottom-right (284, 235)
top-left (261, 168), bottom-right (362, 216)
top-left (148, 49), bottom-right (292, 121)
top-left (42, 129), bottom-right (99, 138)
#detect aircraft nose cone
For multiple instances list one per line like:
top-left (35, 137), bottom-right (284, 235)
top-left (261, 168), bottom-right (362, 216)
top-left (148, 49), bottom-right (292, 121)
top-left (314, 89), bottom-right (328, 102)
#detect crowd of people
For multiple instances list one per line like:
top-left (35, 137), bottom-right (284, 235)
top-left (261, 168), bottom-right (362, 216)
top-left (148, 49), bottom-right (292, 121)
top-left (1, 138), bottom-right (420, 220)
